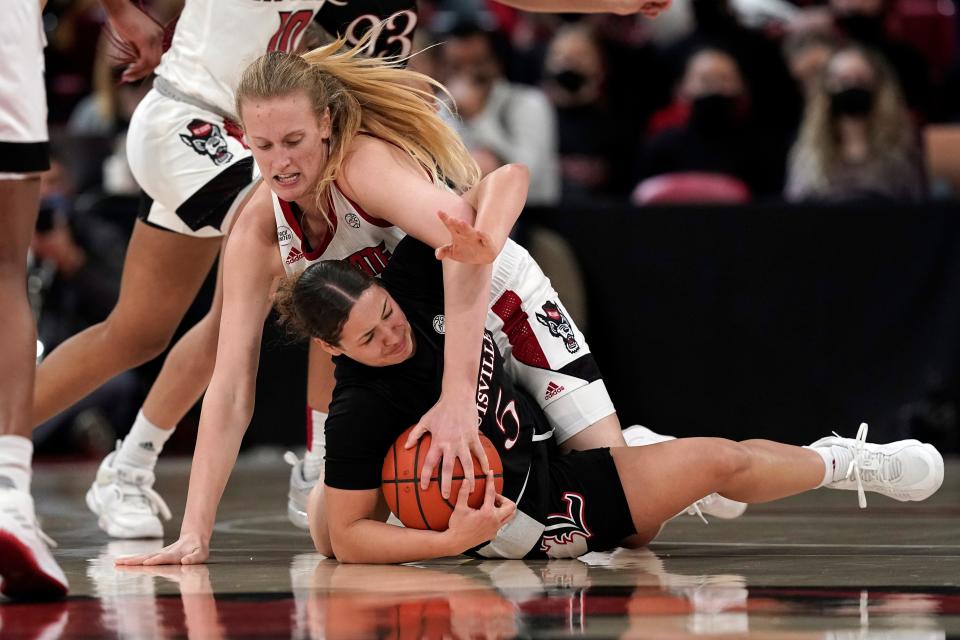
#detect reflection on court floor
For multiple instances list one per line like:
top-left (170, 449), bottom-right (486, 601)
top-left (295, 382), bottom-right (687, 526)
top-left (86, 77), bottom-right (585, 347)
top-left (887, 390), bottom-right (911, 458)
top-left (4, 455), bottom-right (958, 638)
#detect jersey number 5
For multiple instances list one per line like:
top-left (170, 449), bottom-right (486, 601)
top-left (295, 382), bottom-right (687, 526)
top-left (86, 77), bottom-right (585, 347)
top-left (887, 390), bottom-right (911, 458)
top-left (268, 10), bottom-right (315, 53)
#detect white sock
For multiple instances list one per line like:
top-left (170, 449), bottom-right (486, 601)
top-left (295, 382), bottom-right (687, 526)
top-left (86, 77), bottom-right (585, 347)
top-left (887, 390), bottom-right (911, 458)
top-left (115, 409), bottom-right (174, 469)
top-left (303, 408), bottom-right (327, 482)
top-left (807, 445), bottom-right (851, 487)
top-left (0, 435), bottom-right (33, 493)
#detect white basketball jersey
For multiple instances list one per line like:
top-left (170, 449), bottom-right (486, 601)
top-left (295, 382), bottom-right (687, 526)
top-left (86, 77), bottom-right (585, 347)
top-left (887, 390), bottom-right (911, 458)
top-left (156, 0), bottom-right (327, 118)
top-left (272, 183), bottom-right (406, 277)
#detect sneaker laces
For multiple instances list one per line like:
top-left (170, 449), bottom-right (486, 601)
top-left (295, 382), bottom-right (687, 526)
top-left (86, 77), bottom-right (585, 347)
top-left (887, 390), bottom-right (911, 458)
top-left (114, 466), bottom-right (172, 521)
top-left (685, 500), bottom-right (710, 524)
top-left (835, 422), bottom-right (871, 509)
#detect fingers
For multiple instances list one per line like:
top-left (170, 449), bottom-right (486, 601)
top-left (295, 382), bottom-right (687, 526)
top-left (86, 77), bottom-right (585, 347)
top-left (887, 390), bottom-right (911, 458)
top-left (420, 445), bottom-right (442, 490)
top-left (459, 449), bottom-right (475, 495)
top-left (483, 470), bottom-right (496, 507)
top-left (435, 244), bottom-right (452, 261)
top-left (404, 424), bottom-right (426, 449)
top-left (440, 453), bottom-right (458, 499)
top-left (455, 475), bottom-right (472, 508)
top-left (115, 553), bottom-right (152, 566)
top-left (471, 438), bottom-right (491, 475)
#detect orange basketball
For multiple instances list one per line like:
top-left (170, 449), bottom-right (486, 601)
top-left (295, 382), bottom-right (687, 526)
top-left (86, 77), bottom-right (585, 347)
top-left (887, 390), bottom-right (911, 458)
top-left (382, 425), bottom-right (504, 531)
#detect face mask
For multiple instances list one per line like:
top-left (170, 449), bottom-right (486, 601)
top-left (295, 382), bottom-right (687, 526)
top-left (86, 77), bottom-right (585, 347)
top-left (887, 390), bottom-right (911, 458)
top-left (690, 93), bottom-right (739, 132)
top-left (551, 68), bottom-right (588, 94)
top-left (829, 86), bottom-right (875, 117)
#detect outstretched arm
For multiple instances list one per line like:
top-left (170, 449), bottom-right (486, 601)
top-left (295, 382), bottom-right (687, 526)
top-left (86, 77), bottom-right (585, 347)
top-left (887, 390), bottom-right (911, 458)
top-left (435, 163), bottom-right (530, 264)
top-left (493, 0), bottom-right (671, 18)
top-left (117, 187), bottom-right (282, 566)
top-left (338, 139), bottom-right (515, 498)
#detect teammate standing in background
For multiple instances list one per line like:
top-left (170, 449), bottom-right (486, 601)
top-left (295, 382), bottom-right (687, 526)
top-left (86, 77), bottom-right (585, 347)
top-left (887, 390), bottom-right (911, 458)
top-left (0, 0), bottom-right (161, 600)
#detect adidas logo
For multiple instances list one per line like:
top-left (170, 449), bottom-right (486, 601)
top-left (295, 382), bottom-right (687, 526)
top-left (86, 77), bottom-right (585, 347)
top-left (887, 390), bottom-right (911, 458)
top-left (286, 247), bottom-right (304, 265)
top-left (139, 442), bottom-right (156, 452)
top-left (545, 381), bottom-right (565, 401)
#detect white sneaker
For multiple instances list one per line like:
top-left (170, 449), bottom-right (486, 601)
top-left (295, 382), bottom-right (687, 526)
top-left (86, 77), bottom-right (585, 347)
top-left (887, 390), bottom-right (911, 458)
top-left (0, 488), bottom-right (68, 600)
top-left (622, 425), bottom-right (748, 521)
top-left (86, 443), bottom-right (171, 538)
top-left (809, 423), bottom-right (944, 508)
top-left (284, 451), bottom-right (318, 530)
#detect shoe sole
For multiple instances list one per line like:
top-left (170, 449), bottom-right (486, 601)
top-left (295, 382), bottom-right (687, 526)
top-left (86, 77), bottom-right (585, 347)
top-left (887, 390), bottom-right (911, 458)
top-left (0, 531), bottom-right (68, 600)
top-left (85, 487), bottom-right (163, 539)
top-left (288, 500), bottom-right (309, 531)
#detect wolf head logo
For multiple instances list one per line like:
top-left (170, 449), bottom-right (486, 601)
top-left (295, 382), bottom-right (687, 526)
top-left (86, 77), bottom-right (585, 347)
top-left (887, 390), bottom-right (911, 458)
top-left (180, 119), bottom-right (234, 166)
top-left (536, 301), bottom-right (579, 353)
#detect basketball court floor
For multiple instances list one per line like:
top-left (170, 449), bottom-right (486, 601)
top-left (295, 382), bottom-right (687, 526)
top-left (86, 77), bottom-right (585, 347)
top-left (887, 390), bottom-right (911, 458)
top-left (5, 452), bottom-right (958, 638)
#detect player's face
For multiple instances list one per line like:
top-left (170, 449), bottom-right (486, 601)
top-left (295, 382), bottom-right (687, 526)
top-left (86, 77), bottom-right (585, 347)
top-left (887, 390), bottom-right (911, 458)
top-left (322, 286), bottom-right (414, 367)
top-left (242, 91), bottom-right (331, 202)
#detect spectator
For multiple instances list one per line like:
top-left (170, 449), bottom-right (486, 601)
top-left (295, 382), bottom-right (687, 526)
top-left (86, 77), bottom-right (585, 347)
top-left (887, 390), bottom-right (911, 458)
top-left (436, 17), bottom-right (560, 205)
top-left (634, 46), bottom-right (787, 199)
top-left (785, 45), bottom-right (925, 203)
top-left (663, 0), bottom-right (802, 135)
top-left (542, 24), bottom-right (631, 203)
top-left (829, 0), bottom-right (932, 118)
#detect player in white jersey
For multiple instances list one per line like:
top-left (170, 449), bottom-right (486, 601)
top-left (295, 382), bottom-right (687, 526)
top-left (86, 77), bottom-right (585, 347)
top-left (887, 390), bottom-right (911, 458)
top-left (27, 0), bottom-right (681, 543)
top-left (0, 0), bottom-right (161, 600)
top-left (115, 37), bottom-right (740, 568)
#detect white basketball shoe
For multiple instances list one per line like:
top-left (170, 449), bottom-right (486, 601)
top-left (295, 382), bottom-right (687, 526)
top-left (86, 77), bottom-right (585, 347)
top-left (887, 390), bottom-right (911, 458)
top-left (809, 423), bottom-right (944, 507)
top-left (285, 451), bottom-right (317, 530)
top-left (622, 425), bottom-right (748, 521)
top-left (86, 443), bottom-right (171, 538)
top-left (0, 487), bottom-right (68, 600)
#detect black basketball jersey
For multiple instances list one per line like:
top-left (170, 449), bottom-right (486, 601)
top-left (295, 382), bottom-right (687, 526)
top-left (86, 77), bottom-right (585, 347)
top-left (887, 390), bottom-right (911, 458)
top-left (324, 237), bottom-right (554, 536)
top-left (313, 0), bottom-right (420, 60)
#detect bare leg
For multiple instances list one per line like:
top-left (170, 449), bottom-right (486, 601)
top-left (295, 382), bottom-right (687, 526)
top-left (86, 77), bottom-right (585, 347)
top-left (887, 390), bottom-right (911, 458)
top-left (610, 438), bottom-right (824, 535)
top-left (140, 242), bottom-right (226, 429)
top-left (559, 413), bottom-right (626, 453)
top-left (32, 221), bottom-right (220, 425)
top-left (0, 178), bottom-right (41, 439)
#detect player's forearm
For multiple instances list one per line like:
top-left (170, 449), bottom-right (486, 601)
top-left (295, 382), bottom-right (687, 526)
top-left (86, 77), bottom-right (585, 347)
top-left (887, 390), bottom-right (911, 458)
top-left (440, 261), bottom-right (492, 398)
top-left (471, 164), bottom-right (529, 255)
top-left (331, 519), bottom-right (465, 563)
top-left (179, 381), bottom-right (256, 540)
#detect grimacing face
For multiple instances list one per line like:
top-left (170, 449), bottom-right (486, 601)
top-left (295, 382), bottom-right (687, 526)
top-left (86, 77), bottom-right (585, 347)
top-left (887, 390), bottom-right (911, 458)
top-left (241, 90), bottom-right (332, 204)
top-left (316, 285), bottom-right (416, 368)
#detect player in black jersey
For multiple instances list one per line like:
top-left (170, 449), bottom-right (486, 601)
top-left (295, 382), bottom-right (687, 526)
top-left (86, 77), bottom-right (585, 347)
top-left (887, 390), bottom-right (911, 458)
top-left (274, 236), bottom-right (945, 563)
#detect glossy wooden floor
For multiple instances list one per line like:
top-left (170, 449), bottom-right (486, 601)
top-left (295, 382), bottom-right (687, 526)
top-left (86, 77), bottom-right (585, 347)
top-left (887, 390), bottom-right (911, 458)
top-left (5, 453), bottom-right (958, 639)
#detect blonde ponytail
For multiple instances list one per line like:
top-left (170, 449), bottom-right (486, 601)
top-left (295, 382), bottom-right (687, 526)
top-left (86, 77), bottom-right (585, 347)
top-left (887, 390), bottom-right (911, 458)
top-left (237, 31), bottom-right (480, 228)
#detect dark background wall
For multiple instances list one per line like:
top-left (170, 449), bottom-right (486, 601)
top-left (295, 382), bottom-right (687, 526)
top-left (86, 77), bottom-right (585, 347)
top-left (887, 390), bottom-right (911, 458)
top-left (518, 203), bottom-right (960, 451)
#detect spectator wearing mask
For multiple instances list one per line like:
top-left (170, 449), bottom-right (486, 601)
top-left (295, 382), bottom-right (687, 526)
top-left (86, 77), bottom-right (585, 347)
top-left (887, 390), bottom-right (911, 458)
top-left (634, 46), bottom-right (786, 199)
top-left (665, 0), bottom-right (801, 136)
top-left (437, 18), bottom-right (560, 205)
top-left (542, 24), bottom-right (632, 203)
top-left (829, 0), bottom-right (932, 118)
top-left (785, 45), bottom-right (925, 203)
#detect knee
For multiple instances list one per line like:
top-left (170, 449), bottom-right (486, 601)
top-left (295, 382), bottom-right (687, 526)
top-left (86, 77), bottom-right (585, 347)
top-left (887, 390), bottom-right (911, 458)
top-left (102, 311), bottom-right (175, 364)
top-left (709, 439), bottom-right (752, 483)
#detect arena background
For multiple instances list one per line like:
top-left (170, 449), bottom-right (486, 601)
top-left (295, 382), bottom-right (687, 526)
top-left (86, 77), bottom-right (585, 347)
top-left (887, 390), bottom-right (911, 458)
top-left (31, 0), bottom-right (960, 458)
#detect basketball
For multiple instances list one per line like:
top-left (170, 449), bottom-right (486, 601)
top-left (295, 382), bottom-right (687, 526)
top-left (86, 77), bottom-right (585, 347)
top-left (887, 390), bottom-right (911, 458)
top-left (382, 425), bottom-right (504, 531)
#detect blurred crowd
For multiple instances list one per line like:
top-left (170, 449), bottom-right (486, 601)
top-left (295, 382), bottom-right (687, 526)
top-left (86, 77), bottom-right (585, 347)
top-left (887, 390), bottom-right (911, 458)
top-left (32, 0), bottom-right (960, 450)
